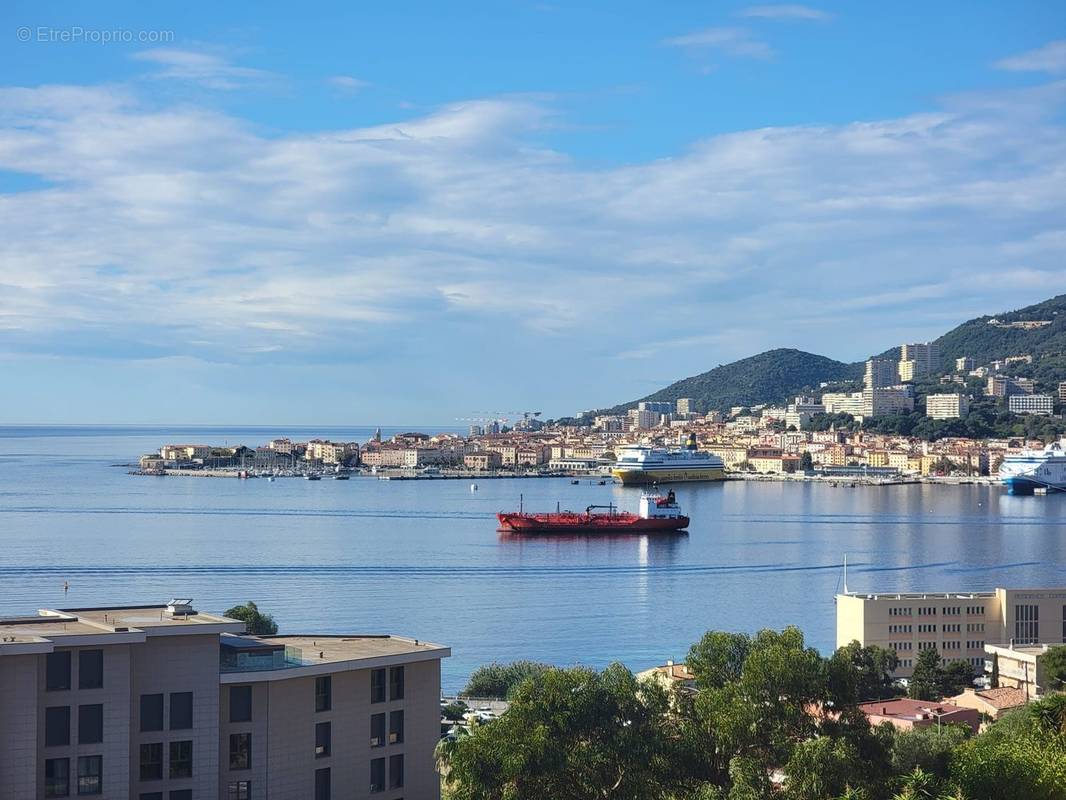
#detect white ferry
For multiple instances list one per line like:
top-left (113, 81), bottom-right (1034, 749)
top-left (611, 433), bottom-right (725, 485)
top-left (999, 439), bottom-right (1066, 494)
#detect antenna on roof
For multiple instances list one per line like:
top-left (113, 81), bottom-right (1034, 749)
top-left (843, 553), bottom-right (849, 595)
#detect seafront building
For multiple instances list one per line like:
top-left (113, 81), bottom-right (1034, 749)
top-left (0, 600), bottom-right (448, 800)
top-left (836, 585), bottom-right (1066, 683)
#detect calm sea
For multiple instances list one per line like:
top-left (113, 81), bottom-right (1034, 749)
top-left (1, 425), bottom-right (1064, 692)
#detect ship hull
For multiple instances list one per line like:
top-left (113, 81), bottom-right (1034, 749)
top-left (497, 512), bottom-right (689, 534)
top-left (611, 467), bottom-right (726, 485)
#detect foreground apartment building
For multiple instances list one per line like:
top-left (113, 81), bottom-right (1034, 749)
top-left (0, 600), bottom-right (449, 800)
top-left (837, 585), bottom-right (1066, 684)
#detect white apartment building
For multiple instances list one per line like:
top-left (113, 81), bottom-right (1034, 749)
top-left (898, 342), bottom-right (940, 382)
top-left (1008, 394), bottom-right (1054, 416)
top-left (864, 359), bottom-right (898, 390)
top-left (926, 393), bottom-right (970, 420)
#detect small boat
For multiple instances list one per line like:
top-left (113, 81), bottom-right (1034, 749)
top-left (305, 474), bottom-right (321, 481)
top-left (570, 479), bottom-right (580, 485)
top-left (497, 490), bottom-right (689, 534)
top-left (267, 476), bottom-right (275, 482)
top-left (333, 475), bottom-right (350, 480)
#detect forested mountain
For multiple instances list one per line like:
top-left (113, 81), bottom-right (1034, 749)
top-left (602, 349), bottom-right (860, 415)
top-left (596, 294), bottom-right (1065, 418)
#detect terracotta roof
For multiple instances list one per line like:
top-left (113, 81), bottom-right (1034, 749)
top-left (650, 663), bottom-right (696, 681)
top-left (973, 687), bottom-right (1028, 710)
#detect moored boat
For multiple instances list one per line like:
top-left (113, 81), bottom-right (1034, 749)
top-left (999, 439), bottom-right (1066, 494)
top-left (611, 433), bottom-right (725, 485)
top-left (497, 490), bottom-right (689, 534)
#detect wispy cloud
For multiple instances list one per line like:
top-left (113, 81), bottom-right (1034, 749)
top-left (0, 78), bottom-right (1064, 387)
top-left (738, 4), bottom-right (833, 21)
top-left (328, 75), bottom-right (371, 92)
top-left (994, 39), bottom-right (1066, 75)
top-left (663, 27), bottom-right (774, 60)
top-left (131, 48), bottom-right (274, 89)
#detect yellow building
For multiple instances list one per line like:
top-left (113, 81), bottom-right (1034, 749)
top-left (836, 586), bottom-right (1066, 679)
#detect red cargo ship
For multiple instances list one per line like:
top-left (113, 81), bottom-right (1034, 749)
top-left (497, 490), bottom-right (689, 534)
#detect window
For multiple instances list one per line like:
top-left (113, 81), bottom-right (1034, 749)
top-left (140, 694), bottom-right (164, 732)
top-left (77, 755), bottom-right (102, 795)
top-left (315, 767), bottom-right (331, 800)
top-left (78, 650), bottom-right (103, 690)
top-left (1015, 604), bottom-right (1039, 645)
top-left (139, 794), bottom-right (163, 800)
top-left (140, 743), bottom-right (163, 781)
top-left (229, 685), bottom-right (252, 723)
top-left (371, 669), bottom-right (386, 703)
top-left (227, 781), bottom-right (251, 800)
top-left (45, 758), bottom-right (70, 798)
top-left (371, 712), bottom-right (386, 747)
top-left (315, 721), bottom-right (331, 758)
top-left (78, 704), bottom-right (103, 745)
top-left (229, 732), bottom-right (251, 770)
top-left (46, 706), bottom-right (71, 747)
top-left (170, 692), bottom-right (193, 730)
top-left (370, 757), bottom-right (385, 793)
top-left (389, 754), bottom-right (404, 789)
top-left (46, 651), bottom-right (72, 691)
top-left (389, 710), bottom-right (404, 744)
top-left (169, 792), bottom-right (192, 800)
top-left (316, 675), bottom-right (331, 712)
top-left (389, 666), bottom-right (404, 701)
top-left (169, 740), bottom-right (193, 779)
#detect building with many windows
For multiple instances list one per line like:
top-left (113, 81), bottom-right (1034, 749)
top-left (836, 585), bottom-right (1066, 681)
top-left (926, 393), bottom-right (970, 420)
top-left (864, 359), bottom-right (899, 390)
top-left (0, 600), bottom-right (449, 800)
top-left (1007, 394), bottom-right (1055, 416)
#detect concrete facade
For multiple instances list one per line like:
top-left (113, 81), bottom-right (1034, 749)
top-left (0, 603), bottom-right (449, 800)
top-left (836, 586), bottom-right (1066, 679)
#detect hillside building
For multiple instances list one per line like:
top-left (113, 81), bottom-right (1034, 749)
top-left (1008, 394), bottom-right (1054, 416)
top-left (926, 394), bottom-right (970, 420)
top-left (864, 359), bottom-right (899, 390)
top-left (898, 342), bottom-right (940, 382)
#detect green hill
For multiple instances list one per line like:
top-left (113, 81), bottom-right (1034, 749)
top-left (602, 349), bottom-right (860, 415)
top-left (588, 294), bottom-right (1066, 422)
top-left (931, 293), bottom-right (1066, 370)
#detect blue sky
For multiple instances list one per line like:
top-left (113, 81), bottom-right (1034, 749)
top-left (1, 2), bottom-right (1064, 424)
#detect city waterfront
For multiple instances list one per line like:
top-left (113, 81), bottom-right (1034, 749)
top-left (1, 425), bottom-right (1064, 692)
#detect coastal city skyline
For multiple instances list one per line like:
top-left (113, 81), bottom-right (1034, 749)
top-left (2, 2), bottom-right (1065, 424)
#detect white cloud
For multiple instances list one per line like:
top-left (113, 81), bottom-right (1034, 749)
top-left (0, 77), bottom-right (1064, 376)
top-left (131, 48), bottom-right (275, 89)
top-left (328, 75), bottom-right (371, 92)
top-left (995, 40), bottom-right (1066, 75)
top-left (738, 4), bottom-right (832, 21)
top-left (663, 27), bottom-right (774, 60)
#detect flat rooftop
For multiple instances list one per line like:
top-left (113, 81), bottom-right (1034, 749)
top-left (65, 605), bottom-right (240, 630)
top-left (0, 615), bottom-right (109, 638)
top-left (266, 635), bottom-right (447, 664)
top-left (838, 591), bottom-right (997, 601)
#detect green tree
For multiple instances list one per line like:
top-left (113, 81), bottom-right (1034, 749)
top-left (890, 725), bottom-right (971, 780)
top-left (799, 451), bottom-right (814, 471)
top-left (937, 661), bottom-right (974, 697)
top-left (1042, 645), bottom-right (1066, 693)
top-left (784, 737), bottom-right (863, 800)
top-left (441, 664), bottom-right (678, 800)
top-left (830, 641), bottom-right (900, 703)
top-left (686, 631), bottom-right (751, 690)
top-left (950, 698), bottom-right (1066, 800)
top-left (461, 660), bottom-right (552, 699)
top-left (908, 650), bottom-right (943, 701)
top-left (224, 601), bottom-right (278, 635)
